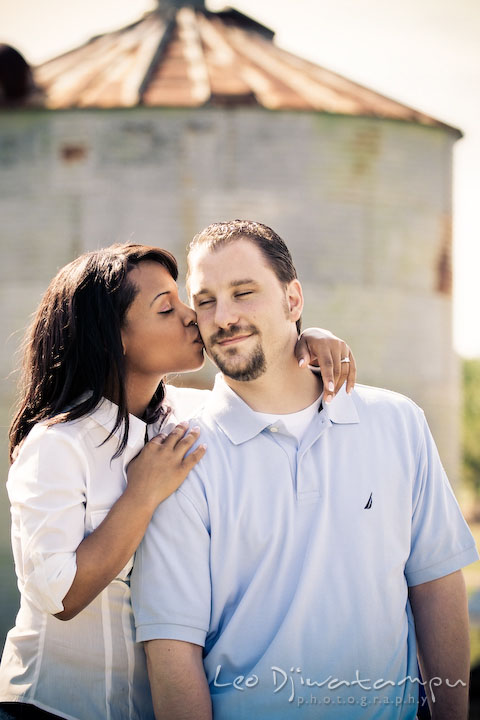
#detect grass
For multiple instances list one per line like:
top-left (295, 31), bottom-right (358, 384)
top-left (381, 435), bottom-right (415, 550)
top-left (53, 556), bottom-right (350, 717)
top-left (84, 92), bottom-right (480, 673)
top-left (466, 522), bottom-right (480, 667)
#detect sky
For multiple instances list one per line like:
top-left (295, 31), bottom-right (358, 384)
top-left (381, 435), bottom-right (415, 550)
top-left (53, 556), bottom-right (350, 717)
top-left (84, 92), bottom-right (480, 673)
top-left (2, 0), bottom-right (480, 356)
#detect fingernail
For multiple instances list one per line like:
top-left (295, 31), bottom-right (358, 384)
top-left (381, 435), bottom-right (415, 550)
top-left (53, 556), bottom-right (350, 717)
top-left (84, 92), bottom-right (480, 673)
top-left (328, 381), bottom-right (334, 392)
top-left (298, 358), bottom-right (305, 368)
top-left (191, 426), bottom-right (200, 433)
top-left (347, 388), bottom-right (353, 395)
top-left (325, 394), bottom-right (332, 404)
top-left (178, 421), bottom-right (189, 428)
top-left (201, 443), bottom-right (207, 450)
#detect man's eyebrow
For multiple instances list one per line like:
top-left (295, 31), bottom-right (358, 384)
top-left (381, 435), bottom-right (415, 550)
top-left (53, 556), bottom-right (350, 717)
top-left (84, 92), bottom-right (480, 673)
top-left (149, 291), bottom-right (170, 307)
top-left (192, 279), bottom-right (257, 300)
top-left (230, 279), bottom-right (257, 288)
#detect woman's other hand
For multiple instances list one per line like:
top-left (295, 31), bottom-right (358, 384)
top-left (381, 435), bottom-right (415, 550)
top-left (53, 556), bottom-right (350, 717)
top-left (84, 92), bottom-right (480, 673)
top-left (294, 328), bottom-right (356, 404)
top-left (126, 423), bottom-right (206, 512)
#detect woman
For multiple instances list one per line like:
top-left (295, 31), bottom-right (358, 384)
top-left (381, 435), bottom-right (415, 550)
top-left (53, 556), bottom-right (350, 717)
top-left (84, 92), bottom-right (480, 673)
top-left (0, 243), bottom-right (354, 720)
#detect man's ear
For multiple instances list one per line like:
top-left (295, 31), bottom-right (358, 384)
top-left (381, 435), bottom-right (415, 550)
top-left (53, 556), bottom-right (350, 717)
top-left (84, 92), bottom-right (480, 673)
top-left (286, 279), bottom-right (304, 322)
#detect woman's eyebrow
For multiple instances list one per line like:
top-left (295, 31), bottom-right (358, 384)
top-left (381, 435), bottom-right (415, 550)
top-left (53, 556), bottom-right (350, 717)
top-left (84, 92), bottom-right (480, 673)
top-left (149, 291), bottom-right (170, 307)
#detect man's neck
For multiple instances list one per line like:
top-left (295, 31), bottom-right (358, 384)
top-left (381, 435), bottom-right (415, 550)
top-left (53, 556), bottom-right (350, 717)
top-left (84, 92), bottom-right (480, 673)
top-left (224, 355), bottom-right (323, 414)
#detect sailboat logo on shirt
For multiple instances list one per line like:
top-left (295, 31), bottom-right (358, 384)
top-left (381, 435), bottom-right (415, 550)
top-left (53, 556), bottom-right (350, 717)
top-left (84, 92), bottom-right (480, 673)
top-left (364, 492), bottom-right (373, 509)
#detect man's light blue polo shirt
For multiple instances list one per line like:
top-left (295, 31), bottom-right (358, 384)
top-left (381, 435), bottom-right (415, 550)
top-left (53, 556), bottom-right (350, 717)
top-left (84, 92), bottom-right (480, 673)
top-left (132, 376), bottom-right (478, 719)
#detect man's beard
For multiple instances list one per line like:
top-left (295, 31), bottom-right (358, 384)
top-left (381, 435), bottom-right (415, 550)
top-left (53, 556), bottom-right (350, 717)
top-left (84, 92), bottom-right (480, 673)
top-left (208, 325), bottom-right (267, 381)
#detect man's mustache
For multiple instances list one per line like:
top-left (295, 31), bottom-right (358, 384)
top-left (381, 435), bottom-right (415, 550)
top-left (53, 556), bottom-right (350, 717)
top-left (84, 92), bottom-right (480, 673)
top-left (209, 324), bottom-right (259, 345)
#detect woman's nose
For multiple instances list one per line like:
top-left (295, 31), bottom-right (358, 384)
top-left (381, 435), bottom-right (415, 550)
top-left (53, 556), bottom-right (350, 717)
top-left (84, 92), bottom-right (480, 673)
top-left (182, 302), bottom-right (197, 326)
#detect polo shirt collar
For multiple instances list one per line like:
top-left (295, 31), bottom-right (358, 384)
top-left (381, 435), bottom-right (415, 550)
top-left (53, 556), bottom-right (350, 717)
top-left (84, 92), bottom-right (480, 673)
top-left (206, 374), bottom-right (359, 445)
top-left (324, 384), bottom-right (360, 425)
top-left (205, 376), bottom-right (268, 445)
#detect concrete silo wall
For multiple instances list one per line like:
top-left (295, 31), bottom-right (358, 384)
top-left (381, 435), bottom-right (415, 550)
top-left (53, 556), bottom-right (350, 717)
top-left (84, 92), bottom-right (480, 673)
top-left (0, 107), bottom-right (458, 645)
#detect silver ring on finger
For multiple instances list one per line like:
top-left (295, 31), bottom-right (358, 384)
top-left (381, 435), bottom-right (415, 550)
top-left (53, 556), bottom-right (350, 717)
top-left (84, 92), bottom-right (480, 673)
top-left (340, 357), bottom-right (350, 363)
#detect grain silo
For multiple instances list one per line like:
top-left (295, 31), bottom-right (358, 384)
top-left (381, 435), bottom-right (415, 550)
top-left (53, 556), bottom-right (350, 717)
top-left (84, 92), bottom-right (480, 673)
top-left (0, 0), bottom-right (461, 644)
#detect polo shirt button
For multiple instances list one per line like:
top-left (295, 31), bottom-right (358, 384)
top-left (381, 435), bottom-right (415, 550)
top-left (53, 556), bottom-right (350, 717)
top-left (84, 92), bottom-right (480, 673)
top-left (270, 427), bottom-right (278, 433)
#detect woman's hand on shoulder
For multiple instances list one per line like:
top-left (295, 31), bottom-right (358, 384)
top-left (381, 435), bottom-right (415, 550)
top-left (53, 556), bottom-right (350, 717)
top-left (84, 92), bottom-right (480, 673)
top-left (55, 424), bottom-right (205, 620)
top-left (126, 422), bottom-right (206, 511)
top-left (294, 327), bottom-right (356, 403)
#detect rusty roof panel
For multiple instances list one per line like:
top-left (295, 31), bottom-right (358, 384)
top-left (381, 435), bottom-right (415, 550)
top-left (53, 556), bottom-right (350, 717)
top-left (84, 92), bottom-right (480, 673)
top-left (28, 3), bottom-right (461, 135)
top-left (36, 14), bottom-right (168, 109)
top-left (268, 40), bottom-right (442, 125)
top-left (143, 25), bottom-right (197, 106)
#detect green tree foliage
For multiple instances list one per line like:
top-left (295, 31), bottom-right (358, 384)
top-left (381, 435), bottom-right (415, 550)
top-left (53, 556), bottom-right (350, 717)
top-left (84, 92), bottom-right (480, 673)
top-left (463, 358), bottom-right (480, 493)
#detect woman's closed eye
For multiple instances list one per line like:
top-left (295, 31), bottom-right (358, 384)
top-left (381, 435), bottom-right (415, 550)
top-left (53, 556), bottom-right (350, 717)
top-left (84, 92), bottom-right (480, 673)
top-left (158, 308), bottom-right (174, 314)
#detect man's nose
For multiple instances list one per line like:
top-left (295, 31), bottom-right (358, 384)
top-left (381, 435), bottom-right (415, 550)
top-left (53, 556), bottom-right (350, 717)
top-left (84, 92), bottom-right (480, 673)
top-left (214, 299), bottom-right (239, 329)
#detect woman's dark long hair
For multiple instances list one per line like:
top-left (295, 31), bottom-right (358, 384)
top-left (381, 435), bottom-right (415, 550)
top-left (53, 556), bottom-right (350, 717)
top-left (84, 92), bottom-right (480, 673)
top-left (9, 243), bottom-right (178, 463)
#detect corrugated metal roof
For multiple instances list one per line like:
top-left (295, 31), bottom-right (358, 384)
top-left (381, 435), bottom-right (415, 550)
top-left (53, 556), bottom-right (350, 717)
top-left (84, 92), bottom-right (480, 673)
top-left (28, 2), bottom-right (460, 134)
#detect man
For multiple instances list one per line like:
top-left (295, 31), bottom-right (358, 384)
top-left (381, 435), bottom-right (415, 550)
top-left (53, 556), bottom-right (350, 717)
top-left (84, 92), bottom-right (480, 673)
top-left (131, 220), bottom-right (478, 720)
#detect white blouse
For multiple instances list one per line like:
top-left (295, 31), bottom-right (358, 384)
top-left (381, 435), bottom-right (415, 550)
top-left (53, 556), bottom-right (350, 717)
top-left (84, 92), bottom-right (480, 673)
top-left (0, 385), bottom-right (209, 720)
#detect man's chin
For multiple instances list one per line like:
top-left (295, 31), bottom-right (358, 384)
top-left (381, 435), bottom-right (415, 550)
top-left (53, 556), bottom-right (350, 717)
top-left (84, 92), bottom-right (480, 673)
top-left (209, 348), bottom-right (266, 382)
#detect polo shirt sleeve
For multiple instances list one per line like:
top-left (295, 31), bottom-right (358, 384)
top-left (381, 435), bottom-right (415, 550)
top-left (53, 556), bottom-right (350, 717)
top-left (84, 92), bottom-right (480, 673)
top-left (7, 425), bottom-right (87, 614)
top-left (131, 476), bottom-right (211, 646)
top-left (405, 410), bottom-right (478, 586)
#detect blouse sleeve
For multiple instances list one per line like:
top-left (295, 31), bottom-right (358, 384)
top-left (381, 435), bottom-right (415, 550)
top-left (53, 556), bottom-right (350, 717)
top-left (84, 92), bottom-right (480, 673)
top-left (7, 424), bottom-right (88, 614)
